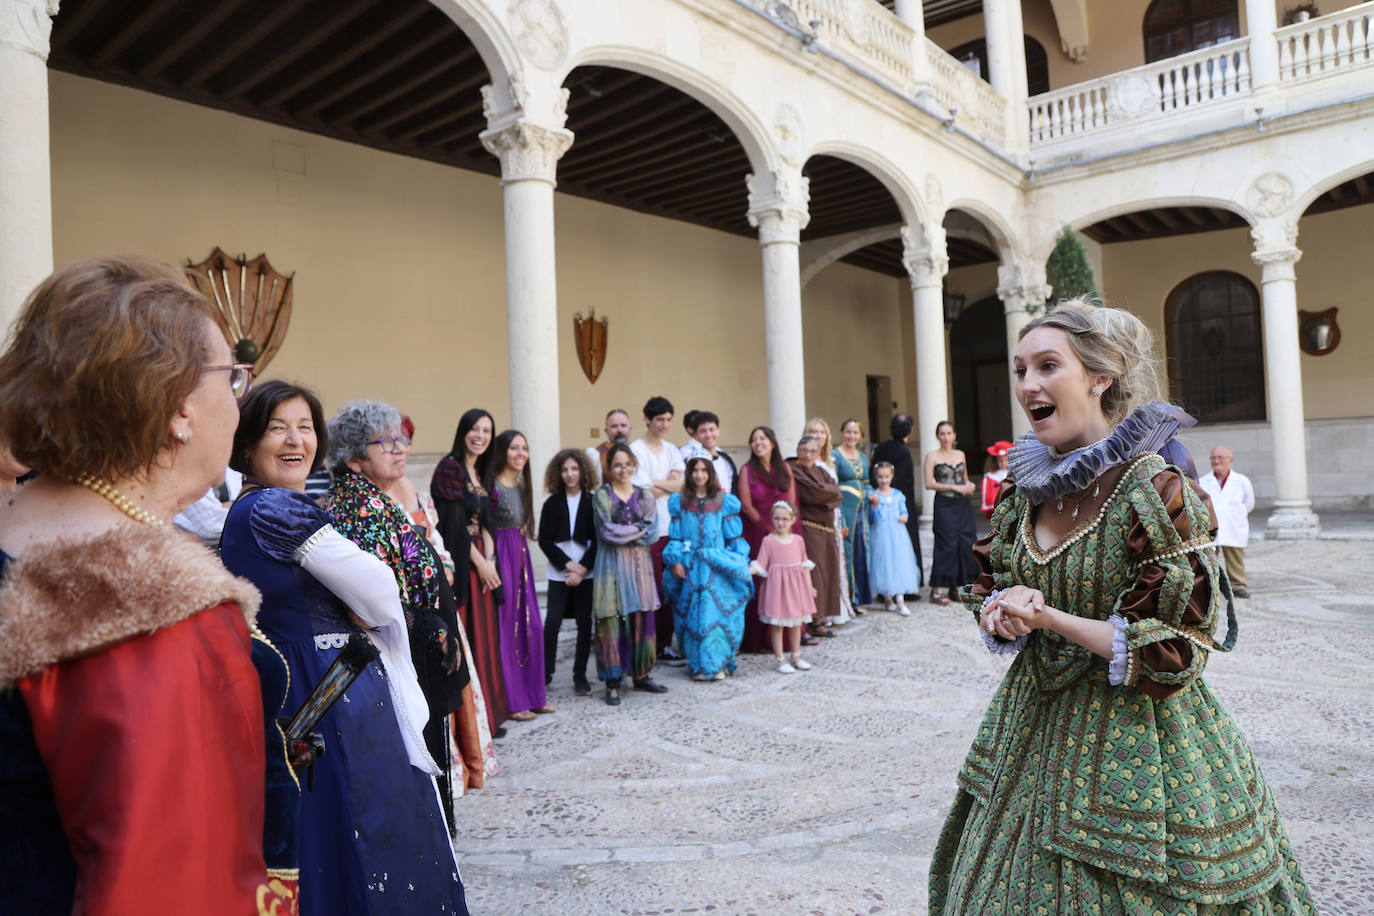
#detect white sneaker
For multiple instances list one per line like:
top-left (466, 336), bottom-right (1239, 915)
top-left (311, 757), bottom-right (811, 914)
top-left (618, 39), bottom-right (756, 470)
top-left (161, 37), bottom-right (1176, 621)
top-left (791, 656), bottom-right (812, 670)
top-left (777, 662), bottom-right (797, 674)
top-left (691, 672), bottom-right (709, 681)
top-left (899, 605), bottom-right (911, 617)
top-left (712, 669), bottom-right (726, 681)
top-left (885, 601), bottom-right (897, 613)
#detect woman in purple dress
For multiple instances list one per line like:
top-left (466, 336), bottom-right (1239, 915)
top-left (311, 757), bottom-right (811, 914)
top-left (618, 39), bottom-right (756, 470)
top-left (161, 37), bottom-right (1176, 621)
top-left (486, 430), bottom-right (554, 721)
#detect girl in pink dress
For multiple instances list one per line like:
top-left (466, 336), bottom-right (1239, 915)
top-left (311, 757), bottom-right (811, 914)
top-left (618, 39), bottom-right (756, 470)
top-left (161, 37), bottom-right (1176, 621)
top-left (749, 501), bottom-right (818, 674)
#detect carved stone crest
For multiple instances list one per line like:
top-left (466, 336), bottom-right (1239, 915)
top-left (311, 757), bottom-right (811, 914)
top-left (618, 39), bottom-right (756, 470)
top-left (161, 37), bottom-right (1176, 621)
top-left (573, 309), bottom-right (608, 384)
top-left (510, 0), bottom-right (568, 71)
top-left (1247, 172), bottom-right (1294, 219)
top-left (842, 0), bottom-right (871, 48)
top-left (774, 104), bottom-right (805, 167)
top-left (1107, 73), bottom-right (1158, 121)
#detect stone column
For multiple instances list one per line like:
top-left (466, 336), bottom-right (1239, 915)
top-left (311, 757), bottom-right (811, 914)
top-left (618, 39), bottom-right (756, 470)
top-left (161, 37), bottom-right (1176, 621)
top-left (1244, 0), bottom-right (1280, 90)
top-left (480, 83), bottom-right (573, 471)
top-left (997, 259), bottom-right (1051, 439)
top-left (892, 0), bottom-right (930, 89)
top-left (1251, 222), bottom-right (1319, 538)
top-left (747, 169), bottom-right (811, 443)
top-left (982, 0), bottom-right (1030, 144)
top-left (902, 226), bottom-right (950, 525)
top-left (0, 0), bottom-right (59, 336)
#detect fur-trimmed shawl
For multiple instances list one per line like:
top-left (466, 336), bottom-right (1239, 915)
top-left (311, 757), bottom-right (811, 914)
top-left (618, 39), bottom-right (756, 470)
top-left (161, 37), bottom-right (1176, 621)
top-left (0, 526), bottom-right (262, 689)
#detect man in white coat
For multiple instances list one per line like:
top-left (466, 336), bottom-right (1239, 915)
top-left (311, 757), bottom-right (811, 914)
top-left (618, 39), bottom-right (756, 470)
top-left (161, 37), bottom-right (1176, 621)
top-left (1199, 446), bottom-right (1255, 598)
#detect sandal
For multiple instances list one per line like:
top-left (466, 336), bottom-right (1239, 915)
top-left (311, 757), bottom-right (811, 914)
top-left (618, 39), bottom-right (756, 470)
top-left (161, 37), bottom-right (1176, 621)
top-left (509, 710), bottom-right (536, 721)
top-left (801, 633), bottom-right (820, 647)
top-left (533, 705), bottom-right (556, 715)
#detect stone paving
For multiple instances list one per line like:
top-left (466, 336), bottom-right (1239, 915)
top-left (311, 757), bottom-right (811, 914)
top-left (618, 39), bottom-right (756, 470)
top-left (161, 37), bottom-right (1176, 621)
top-left (453, 538), bottom-right (1374, 915)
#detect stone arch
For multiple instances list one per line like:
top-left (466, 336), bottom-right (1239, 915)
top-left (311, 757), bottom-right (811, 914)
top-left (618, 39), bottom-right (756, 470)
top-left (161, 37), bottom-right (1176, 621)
top-left (426, 0), bottom-right (520, 88)
top-left (1068, 196), bottom-right (1254, 234)
top-left (802, 141), bottom-right (927, 230)
top-left (560, 45), bottom-right (776, 176)
top-left (1294, 159), bottom-right (1374, 216)
top-left (944, 197), bottom-right (1016, 259)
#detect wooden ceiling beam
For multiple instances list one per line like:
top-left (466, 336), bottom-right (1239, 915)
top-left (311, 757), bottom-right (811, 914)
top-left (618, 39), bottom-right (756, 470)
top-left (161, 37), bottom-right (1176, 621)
top-left (556, 96), bottom-right (707, 154)
top-left (255, 4), bottom-right (430, 109)
top-left (640, 180), bottom-right (738, 209)
top-left (294, 28), bottom-right (453, 119)
top-left (597, 147), bottom-right (747, 196)
top-left (85, 0), bottom-right (181, 68)
top-left (364, 70), bottom-right (486, 135)
top-left (1153, 208), bottom-right (1181, 231)
top-left (50, 0), bottom-right (109, 53)
top-left (182, 0), bottom-right (310, 89)
top-left (1178, 206), bottom-right (1209, 226)
top-left (135, 0), bottom-right (247, 80)
top-left (221, 0), bottom-right (377, 99)
top-left (566, 84), bottom-right (680, 131)
top-left (559, 131), bottom-right (721, 182)
top-left (1354, 175), bottom-right (1371, 198)
top-left (564, 72), bottom-right (653, 117)
top-left (339, 46), bottom-right (477, 126)
top-left (397, 110), bottom-right (485, 146)
top-left (1121, 211), bottom-right (1156, 234)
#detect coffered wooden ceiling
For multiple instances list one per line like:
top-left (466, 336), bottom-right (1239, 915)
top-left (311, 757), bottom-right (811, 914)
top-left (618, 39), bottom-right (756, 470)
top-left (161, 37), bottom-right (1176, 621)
top-left (48, 1), bottom-right (1367, 278)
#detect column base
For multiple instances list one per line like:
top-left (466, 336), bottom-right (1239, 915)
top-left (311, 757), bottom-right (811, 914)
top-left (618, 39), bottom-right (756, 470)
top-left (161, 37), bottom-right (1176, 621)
top-left (1265, 501), bottom-right (1321, 540)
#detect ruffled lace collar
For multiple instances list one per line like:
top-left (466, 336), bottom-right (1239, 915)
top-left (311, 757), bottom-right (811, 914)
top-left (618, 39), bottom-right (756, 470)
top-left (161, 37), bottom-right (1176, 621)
top-left (1007, 401), bottom-right (1195, 505)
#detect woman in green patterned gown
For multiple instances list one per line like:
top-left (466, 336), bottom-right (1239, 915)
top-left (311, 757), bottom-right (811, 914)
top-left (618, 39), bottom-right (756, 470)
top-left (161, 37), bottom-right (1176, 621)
top-left (929, 300), bottom-right (1316, 915)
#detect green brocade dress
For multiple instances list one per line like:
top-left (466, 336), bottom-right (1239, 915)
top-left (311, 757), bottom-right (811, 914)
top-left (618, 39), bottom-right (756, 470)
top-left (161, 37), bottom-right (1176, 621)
top-left (929, 454), bottom-right (1316, 915)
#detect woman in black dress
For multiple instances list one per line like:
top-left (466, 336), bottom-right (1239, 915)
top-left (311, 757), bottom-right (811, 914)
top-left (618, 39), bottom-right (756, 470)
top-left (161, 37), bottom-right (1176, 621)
top-left (923, 420), bottom-right (979, 604)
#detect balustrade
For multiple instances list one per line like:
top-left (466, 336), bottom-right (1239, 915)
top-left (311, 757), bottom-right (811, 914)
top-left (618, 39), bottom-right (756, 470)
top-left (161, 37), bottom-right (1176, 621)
top-left (1276, 2), bottom-right (1373, 82)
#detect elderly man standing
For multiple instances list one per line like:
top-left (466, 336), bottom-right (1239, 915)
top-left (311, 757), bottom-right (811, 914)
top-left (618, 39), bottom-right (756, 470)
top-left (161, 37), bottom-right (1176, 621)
top-left (588, 408), bottom-right (633, 478)
top-left (1200, 445), bottom-right (1255, 598)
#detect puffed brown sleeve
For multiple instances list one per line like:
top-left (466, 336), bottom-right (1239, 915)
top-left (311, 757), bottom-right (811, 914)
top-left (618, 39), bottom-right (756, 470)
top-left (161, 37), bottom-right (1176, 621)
top-left (1114, 470), bottom-right (1223, 701)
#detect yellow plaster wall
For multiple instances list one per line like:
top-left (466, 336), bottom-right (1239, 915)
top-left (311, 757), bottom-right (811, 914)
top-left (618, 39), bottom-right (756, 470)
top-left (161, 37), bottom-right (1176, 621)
top-left (1099, 204), bottom-right (1372, 419)
top-left (48, 72), bottom-right (909, 457)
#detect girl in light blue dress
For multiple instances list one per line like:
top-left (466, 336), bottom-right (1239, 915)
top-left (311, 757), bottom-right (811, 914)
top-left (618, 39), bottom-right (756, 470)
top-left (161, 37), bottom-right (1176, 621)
top-left (866, 461), bottom-right (922, 614)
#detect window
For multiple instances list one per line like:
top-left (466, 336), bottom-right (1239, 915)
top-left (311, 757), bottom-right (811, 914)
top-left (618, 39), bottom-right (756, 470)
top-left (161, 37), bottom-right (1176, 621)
top-left (1144, 0), bottom-right (1240, 62)
top-left (1165, 271), bottom-right (1265, 422)
top-left (948, 36), bottom-right (1050, 95)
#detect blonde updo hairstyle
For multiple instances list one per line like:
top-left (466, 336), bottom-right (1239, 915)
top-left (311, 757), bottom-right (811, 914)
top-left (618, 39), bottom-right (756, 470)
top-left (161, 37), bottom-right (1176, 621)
top-left (1018, 297), bottom-right (1164, 424)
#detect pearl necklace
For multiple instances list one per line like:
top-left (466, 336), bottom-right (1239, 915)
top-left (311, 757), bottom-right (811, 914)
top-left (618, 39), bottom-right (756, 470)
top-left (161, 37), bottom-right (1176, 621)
top-left (75, 475), bottom-right (166, 527)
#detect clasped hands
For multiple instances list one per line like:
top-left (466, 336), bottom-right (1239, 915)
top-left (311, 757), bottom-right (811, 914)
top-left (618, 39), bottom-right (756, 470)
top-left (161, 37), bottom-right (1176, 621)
top-left (979, 585), bottom-right (1057, 641)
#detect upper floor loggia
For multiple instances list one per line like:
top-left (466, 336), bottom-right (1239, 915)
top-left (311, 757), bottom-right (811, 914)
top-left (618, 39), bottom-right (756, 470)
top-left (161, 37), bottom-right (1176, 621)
top-left (770, 0), bottom-right (1374, 164)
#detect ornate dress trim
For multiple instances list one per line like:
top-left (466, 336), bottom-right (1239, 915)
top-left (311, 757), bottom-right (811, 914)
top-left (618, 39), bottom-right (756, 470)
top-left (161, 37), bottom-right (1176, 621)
top-left (1018, 454), bottom-right (1156, 565)
top-left (313, 633), bottom-right (350, 650)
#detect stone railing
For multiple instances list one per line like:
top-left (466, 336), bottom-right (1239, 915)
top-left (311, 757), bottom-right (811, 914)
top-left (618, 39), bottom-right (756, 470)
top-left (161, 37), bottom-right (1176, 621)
top-left (1028, 38), bottom-right (1250, 144)
top-left (784, 0), bottom-right (916, 89)
top-left (924, 39), bottom-right (1008, 145)
top-left (1276, 1), bottom-right (1374, 83)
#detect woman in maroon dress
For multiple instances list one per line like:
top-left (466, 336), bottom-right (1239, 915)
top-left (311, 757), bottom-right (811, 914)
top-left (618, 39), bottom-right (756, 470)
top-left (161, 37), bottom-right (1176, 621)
top-left (735, 426), bottom-right (797, 653)
top-left (432, 408), bottom-right (509, 736)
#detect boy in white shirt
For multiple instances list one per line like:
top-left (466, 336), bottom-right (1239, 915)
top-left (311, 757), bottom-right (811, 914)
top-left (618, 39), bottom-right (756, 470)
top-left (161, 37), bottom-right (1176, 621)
top-left (630, 396), bottom-right (685, 666)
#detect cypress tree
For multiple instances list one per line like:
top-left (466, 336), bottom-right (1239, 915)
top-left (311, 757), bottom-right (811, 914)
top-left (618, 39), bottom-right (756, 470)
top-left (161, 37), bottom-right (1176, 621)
top-left (1045, 225), bottom-right (1097, 307)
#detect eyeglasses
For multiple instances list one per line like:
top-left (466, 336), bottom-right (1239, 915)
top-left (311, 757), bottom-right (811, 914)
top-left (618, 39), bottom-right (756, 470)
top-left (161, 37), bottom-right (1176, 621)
top-left (204, 363), bottom-right (254, 401)
top-left (367, 435), bottom-right (412, 453)
top-left (609, 463), bottom-right (635, 473)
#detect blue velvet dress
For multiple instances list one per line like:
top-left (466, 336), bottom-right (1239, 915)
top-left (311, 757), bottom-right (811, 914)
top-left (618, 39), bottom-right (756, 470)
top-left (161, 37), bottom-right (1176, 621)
top-left (661, 493), bottom-right (754, 678)
top-left (221, 487), bottom-right (468, 916)
top-left (867, 490), bottom-right (923, 596)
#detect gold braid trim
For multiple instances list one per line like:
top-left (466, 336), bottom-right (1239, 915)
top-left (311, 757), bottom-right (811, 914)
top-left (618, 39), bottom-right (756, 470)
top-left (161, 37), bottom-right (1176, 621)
top-left (801, 519), bottom-right (836, 534)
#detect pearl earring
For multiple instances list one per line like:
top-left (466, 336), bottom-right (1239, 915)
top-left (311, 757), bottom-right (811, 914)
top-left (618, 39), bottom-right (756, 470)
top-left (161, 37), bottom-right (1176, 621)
top-left (1090, 385), bottom-right (1103, 397)
top-left (175, 431), bottom-right (192, 445)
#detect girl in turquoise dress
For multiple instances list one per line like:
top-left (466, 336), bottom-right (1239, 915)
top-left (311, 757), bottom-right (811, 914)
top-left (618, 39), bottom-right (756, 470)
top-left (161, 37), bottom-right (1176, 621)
top-left (929, 300), bottom-right (1314, 915)
top-left (662, 457), bottom-right (753, 680)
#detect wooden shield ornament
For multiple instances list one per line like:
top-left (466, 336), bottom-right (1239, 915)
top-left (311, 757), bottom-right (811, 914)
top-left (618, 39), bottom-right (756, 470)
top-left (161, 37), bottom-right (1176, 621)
top-left (1297, 307), bottom-right (1340, 356)
top-left (184, 248), bottom-right (295, 374)
top-left (573, 309), bottom-right (608, 384)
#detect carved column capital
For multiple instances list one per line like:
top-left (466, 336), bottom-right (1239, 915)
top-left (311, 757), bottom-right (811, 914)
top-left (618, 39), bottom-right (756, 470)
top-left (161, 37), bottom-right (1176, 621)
top-left (1250, 220), bottom-right (1301, 282)
top-left (479, 81), bottom-right (572, 185)
top-left (747, 170), bottom-right (810, 246)
top-left (1, 0), bottom-right (60, 60)
top-left (996, 260), bottom-right (1051, 314)
top-left (901, 225), bottom-right (948, 289)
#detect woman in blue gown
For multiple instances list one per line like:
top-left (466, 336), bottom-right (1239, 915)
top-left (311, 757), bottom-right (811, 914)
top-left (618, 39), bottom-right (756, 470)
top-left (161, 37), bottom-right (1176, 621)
top-left (662, 457), bottom-right (754, 680)
top-left (220, 381), bottom-right (468, 916)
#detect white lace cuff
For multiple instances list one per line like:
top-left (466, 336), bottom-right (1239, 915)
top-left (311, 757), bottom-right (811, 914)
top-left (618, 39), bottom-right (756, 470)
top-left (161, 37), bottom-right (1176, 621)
top-left (1108, 613), bottom-right (1130, 685)
top-left (978, 589), bottom-right (1027, 655)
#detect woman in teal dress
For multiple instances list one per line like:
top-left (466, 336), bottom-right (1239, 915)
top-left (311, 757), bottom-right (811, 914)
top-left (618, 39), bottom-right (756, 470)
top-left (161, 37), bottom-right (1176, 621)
top-left (832, 419), bottom-right (872, 608)
top-left (930, 300), bottom-right (1315, 915)
top-left (662, 457), bottom-right (753, 680)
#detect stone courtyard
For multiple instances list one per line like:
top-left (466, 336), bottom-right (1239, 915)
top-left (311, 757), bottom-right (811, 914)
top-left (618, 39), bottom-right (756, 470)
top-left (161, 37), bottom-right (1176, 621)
top-left (452, 536), bottom-right (1374, 915)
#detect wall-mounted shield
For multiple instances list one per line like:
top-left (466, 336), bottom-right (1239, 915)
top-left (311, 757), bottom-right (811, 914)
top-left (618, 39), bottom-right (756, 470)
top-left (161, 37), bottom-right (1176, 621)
top-left (1298, 307), bottom-right (1340, 356)
top-left (573, 309), bottom-right (608, 384)
top-left (185, 248), bottom-right (295, 374)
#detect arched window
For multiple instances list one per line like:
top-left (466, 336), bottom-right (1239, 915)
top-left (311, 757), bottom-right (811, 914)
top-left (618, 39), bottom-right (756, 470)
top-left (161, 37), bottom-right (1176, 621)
top-left (1144, 0), bottom-right (1240, 63)
top-left (1165, 271), bottom-right (1264, 422)
top-left (948, 36), bottom-right (1050, 95)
